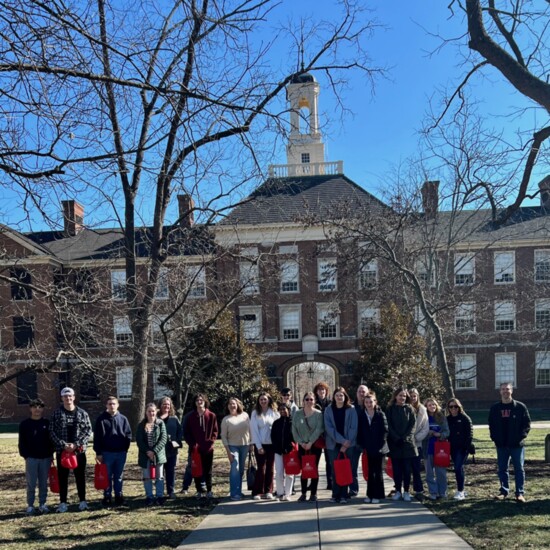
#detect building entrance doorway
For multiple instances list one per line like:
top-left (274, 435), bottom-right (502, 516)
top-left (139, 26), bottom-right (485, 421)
top-left (286, 362), bottom-right (337, 402)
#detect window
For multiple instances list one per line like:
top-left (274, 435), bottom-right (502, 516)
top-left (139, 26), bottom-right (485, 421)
top-left (280, 259), bottom-right (299, 293)
top-left (17, 370), bottom-right (38, 404)
top-left (317, 304), bottom-right (339, 339)
top-left (495, 301), bottom-right (515, 331)
top-left (495, 353), bottom-right (516, 387)
top-left (455, 354), bottom-right (477, 389)
top-left (535, 250), bottom-right (550, 282)
top-left (301, 153), bottom-right (310, 164)
top-left (455, 303), bottom-right (475, 333)
top-left (13, 317), bottom-right (34, 348)
top-left (239, 261), bottom-right (259, 295)
top-left (10, 268), bottom-right (32, 300)
top-left (153, 368), bottom-right (172, 400)
top-left (154, 267), bottom-right (169, 300)
top-left (358, 303), bottom-right (380, 337)
top-left (239, 306), bottom-right (262, 341)
top-left (186, 265), bottom-right (206, 298)
top-left (279, 306), bottom-right (301, 340)
top-left (318, 259), bottom-right (337, 292)
top-left (116, 367), bottom-right (133, 399)
top-left (535, 352), bottom-right (550, 386)
top-left (80, 371), bottom-right (100, 402)
top-left (416, 257), bottom-right (436, 287)
top-left (494, 252), bottom-right (515, 284)
top-left (111, 270), bottom-right (126, 301)
top-left (454, 253), bottom-right (474, 286)
top-left (535, 299), bottom-right (550, 329)
top-left (113, 316), bottom-right (133, 346)
top-left (359, 259), bottom-right (378, 289)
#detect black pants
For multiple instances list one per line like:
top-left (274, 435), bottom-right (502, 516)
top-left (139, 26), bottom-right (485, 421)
top-left (299, 446), bottom-right (322, 496)
top-left (366, 454), bottom-right (385, 500)
top-left (194, 449), bottom-right (213, 492)
top-left (57, 452), bottom-right (87, 503)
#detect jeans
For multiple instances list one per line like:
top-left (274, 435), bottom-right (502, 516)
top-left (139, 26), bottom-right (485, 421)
top-left (228, 445), bottom-right (248, 498)
top-left (102, 451), bottom-right (127, 497)
top-left (328, 447), bottom-right (352, 500)
top-left (57, 452), bottom-right (87, 504)
top-left (450, 449), bottom-right (468, 492)
top-left (164, 453), bottom-right (178, 496)
top-left (349, 445), bottom-right (361, 495)
top-left (410, 448), bottom-right (424, 493)
top-left (425, 453), bottom-right (447, 497)
top-left (274, 453), bottom-right (295, 497)
top-left (143, 463), bottom-right (165, 498)
top-left (25, 457), bottom-right (50, 507)
top-left (496, 446), bottom-right (525, 496)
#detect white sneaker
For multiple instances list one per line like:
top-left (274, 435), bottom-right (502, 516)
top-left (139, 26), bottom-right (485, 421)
top-left (38, 505), bottom-right (49, 513)
top-left (25, 506), bottom-right (34, 515)
top-left (253, 495), bottom-right (262, 500)
top-left (403, 492), bottom-right (412, 502)
top-left (264, 493), bottom-right (274, 500)
top-left (281, 495), bottom-right (291, 501)
top-left (371, 498), bottom-right (380, 504)
top-left (78, 501), bottom-right (88, 511)
top-left (57, 502), bottom-right (68, 513)
top-left (392, 491), bottom-right (402, 501)
top-left (454, 491), bottom-right (465, 501)
top-left (363, 497), bottom-right (371, 503)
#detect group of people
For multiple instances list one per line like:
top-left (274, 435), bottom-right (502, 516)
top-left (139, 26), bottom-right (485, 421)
top-left (18, 380), bottom-right (531, 515)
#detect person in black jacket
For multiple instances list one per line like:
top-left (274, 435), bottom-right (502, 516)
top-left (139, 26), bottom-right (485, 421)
top-left (446, 398), bottom-right (473, 501)
top-left (357, 392), bottom-right (388, 503)
top-left (18, 398), bottom-right (54, 515)
top-left (272, 402), bottom-right (295, 500)
top-left (488, 382), bottom-right (531, 503)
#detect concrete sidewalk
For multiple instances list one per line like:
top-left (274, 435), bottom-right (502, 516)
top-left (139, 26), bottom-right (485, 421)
top-left (177, 477), bottom-right (471, 549)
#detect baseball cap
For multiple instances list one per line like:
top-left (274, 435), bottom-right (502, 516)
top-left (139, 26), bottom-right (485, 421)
top-left (60, 387), bottom-right (75, 397)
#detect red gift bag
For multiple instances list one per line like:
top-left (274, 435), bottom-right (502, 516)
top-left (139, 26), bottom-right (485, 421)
top-left (94, 463), bottom-right (109, 490)
top-left (333, 452), bottom-right (353, 486)
top-left (61, 449), bottom-right (78, 470)
top-left (301, 452), bottom-right (318, 479)
top-left (385, 457), bottom-right (394, 479)
top-left (283, 445), bottom-right (301, 475)
top-left (313, 436), bottom-right (326, 450)
top-left (191, 445), bottom-right (203, 477)
top-left (49, 464), bottom-right (60, 493)
top-left (433, 440), bottom-right (451, 468)
top-left (361, 451), bottom-right (369, 481)
top-left (149, 461), bottom-right (156, 479)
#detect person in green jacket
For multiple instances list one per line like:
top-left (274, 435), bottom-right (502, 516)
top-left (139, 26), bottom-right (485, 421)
top-left (136, 402), bottom-right (167, 506)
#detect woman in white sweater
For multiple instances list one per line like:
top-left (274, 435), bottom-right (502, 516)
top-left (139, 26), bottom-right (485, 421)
top-left (409, 388), bottom-right (429, 496)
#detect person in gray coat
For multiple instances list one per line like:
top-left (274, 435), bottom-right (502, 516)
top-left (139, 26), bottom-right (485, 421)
top-left (324, 387), bottom-right (358, 503)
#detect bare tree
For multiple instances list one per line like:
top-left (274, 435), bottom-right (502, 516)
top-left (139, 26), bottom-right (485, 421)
top-left (0, 0), bottom-right (381, 426)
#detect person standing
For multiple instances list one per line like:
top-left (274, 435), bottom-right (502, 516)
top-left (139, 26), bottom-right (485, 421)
top-left (158, 396), bottom-right (183, 499)
top-left (313, 381), bottom-right (332, 490)
top-left (272, 402), bottom-right (295, 500)
top-left (324, 387), bottom-right (358, 504)
top-left (409, 388), bottom-right (429, 498)
top-left (350, 384), bottom-right (369, 497)
top-left (136, 402), bottom-right (167, 506)
top-left (19, 398), bottom-right (54, 515)
top-left (488, 382), bottom-right (531, 503)
top-left (49, 387), bottom-right (93, 513)
top-left (280, 387), bottom-right (298, 415)
top-left (94, 396), bottom-right (132, 506)
top-left (423, 398), bottom-right (450, 500)
top-left (446, 398), bottom-right (473, 501)
top-left (184, 394), bottom-right (218, 499)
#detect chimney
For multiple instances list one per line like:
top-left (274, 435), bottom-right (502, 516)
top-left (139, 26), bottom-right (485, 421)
top-left (61, 200), bottom-right (84, 236)
top-left (421, 180), bottom-right (439, 219)
top-left (177, 194), bottom-right (195, 228)
top-left (539, 175), bottom-right (550, 210)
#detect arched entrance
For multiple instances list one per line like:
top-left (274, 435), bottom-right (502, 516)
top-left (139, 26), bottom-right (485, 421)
top-left (286, 361), bottom-right (337, 401)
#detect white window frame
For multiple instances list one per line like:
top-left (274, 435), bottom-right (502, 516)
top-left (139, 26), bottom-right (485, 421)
top-left (186, 265), bottom-right (206, 298)
top-left (153, 368), bottom-right (172, 400)
top-left (535, 250), bottom-right (550, 283)
top-left (494, 301), bottom-right (516, 332)
top-left (494, 251), bottom-right (515, 284)
top-left (535, 299), bottom-right (550, 329)
top-left (279, 305), bottom-right (301, 341)
top-left (280, 259), bottom-right (299, 293)
top-left (495, 353), bottom-right (516, 388)
top-left (239, 306), bottom-right (262, 342)
top-left (318, 258), bottom-right (337, 292)
top-left (455, 354), bottom-right (477, 389)
top-left (416, 257), bottom-right (436, 287)
top-left (113, 316), bottom-right (133, 346)
top-left (111, 269), bottom-right (126, 301)
top-left (154, 267), bottom-right (169, 300)
top-left (317, 303), bottom-right (340, 340)
top-left (455, 303), bottom-right (475, 333)
top-left (359, 259), bottom-right (378, 290)
top-left (454, 253), bottom-right (475, 286)
top-left (240, 260), bottom-right (260, 295)
top-left (358, 302), bottom-right (380, 337)
top-left (535, 351), bottom-right (550, 387)
top-left (116, 366), bottom-right (133, 400)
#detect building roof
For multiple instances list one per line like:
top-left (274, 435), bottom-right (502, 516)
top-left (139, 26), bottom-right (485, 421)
top-left (221, 174), bottom-right (390, 226)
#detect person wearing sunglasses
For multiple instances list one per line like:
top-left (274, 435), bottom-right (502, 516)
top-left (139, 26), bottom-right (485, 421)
top-left (280, 388), bottom-right (298, 416)
top-left (446, 398), bottom-right (473, 501)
